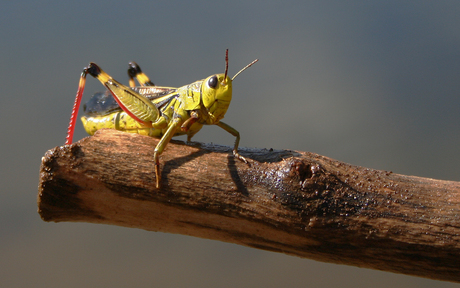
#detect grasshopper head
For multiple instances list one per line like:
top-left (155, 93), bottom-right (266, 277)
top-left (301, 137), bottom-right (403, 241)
top-left (201, 50), bottom-right (258, 125)
top-left (201, 73), bottom-right (232, 124)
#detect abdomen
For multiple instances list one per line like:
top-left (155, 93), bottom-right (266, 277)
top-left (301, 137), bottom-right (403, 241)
top-left (81, 112), bottom-right (163, 137)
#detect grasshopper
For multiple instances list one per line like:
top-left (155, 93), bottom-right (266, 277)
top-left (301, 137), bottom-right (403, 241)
top-left (65, 50), bottom-right (258, 188)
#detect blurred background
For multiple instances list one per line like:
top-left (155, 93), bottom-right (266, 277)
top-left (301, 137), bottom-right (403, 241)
top-left (1, 1), bottom-right (460, 287)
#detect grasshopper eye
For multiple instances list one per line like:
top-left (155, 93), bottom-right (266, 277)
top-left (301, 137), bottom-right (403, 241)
top-left (208, 75), bottom-right (218, 89)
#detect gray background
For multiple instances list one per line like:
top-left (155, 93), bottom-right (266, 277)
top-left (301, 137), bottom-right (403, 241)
top-left (2, 1), bottom-right (460, 287)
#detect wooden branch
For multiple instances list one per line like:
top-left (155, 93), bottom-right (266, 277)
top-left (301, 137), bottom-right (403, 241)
top-left (38, 129), bottom-right (460, 282)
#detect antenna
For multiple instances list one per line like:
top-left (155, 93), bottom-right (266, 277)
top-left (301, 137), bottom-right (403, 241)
top-left (223, 49), bottom-right (229, 84)
top-left (232, 58), bottom-right (259, 81)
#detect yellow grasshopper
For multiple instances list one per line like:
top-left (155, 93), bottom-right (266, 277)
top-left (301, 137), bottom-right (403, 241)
top-left (65, 50), bottom-right (258, 188)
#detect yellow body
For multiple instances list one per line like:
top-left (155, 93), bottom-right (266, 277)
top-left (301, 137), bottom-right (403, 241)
top-left (70, 51), bottom-right (257, 188)
top-left (81, 74), bottom-right (231, 141)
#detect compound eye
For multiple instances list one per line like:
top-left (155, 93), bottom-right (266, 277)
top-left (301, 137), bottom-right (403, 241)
top-left (208, 75), bottom-right (218, 89)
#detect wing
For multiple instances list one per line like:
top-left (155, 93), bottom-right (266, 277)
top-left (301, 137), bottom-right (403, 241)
top-left (83, 86), bottom-right (178, 117)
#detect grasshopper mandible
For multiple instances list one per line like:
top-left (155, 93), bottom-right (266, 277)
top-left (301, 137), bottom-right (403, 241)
top-left (65, 50), bottom-right (258, 188)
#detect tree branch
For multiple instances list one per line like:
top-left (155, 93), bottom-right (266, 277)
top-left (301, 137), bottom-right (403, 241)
top-left (38, 129), bottom-right (460, 282)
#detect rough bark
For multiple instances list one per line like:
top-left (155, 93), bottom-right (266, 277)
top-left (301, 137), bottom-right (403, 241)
top-left (38, 129), bottom-right (460, 282)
